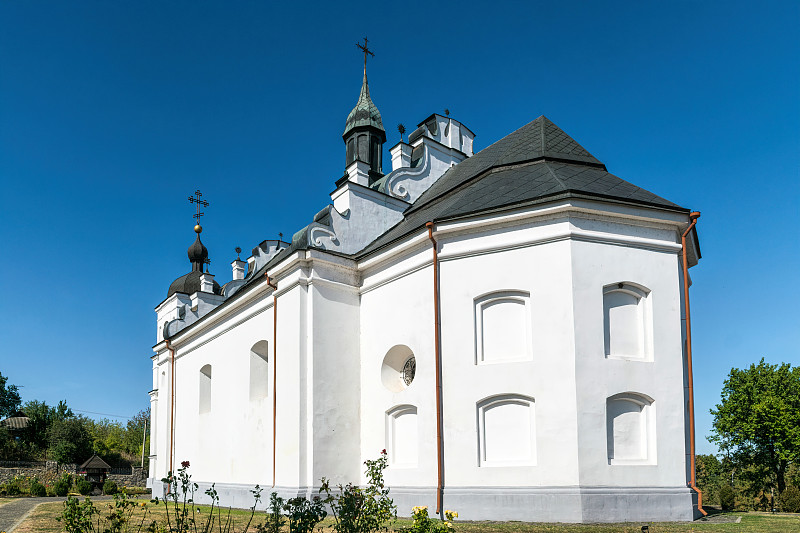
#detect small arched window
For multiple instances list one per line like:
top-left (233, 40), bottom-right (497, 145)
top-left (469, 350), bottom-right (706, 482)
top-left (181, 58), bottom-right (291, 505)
top-left (474, 290), bottom-right (532, 364)
top-left (477, 394), bottom-right (536, 467)
top-left (603, 283), bottom-right (652, 360)
top-left (249, 341), bottom-right (270, 401)
top-left (386, 405), bottom-right (418, 467)
top-left (199, 364), bottom-right (212, 414)
top-left (369, 137), bottom-right (381, 172)
top-left (606, 392), bottom-right (655, 464)
top-left (346, 138), bottom-right (355, 165)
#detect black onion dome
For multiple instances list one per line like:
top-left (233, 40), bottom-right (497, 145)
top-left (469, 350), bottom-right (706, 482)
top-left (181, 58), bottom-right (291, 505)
top-left (167, 271), bottom-right (223, 297)
top-left (188, 234), bottom-right (208, 267)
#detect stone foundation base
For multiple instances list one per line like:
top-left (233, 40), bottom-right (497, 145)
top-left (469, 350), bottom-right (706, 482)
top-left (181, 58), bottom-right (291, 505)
top-left (148, 480), bottom-right (696, 523)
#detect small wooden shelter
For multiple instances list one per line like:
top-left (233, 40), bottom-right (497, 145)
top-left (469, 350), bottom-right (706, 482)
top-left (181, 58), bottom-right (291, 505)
top-left (79, 454), bottom-right (112, 485)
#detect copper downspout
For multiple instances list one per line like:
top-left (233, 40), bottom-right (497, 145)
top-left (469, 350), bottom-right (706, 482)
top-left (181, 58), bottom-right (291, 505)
top-left (166, 339), bottom-right (176, 490)
top-left (425, 222), bottom-right (445, 517)
top-left (265, 273), bottom-right (278, 487)
top-left (681, 212), bottom-right (706, 517)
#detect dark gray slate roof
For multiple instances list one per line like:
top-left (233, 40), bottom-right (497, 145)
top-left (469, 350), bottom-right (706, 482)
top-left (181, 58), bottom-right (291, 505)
top-left (357, 116), bottom-right (686, 257)
top-left (168, 270), bottom-right (223, 297)
top-left (79, 454), bottom-right (111, 471)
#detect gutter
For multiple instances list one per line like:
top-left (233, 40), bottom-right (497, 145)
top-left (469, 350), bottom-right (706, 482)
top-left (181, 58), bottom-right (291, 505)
top-left (166, 338), bottom-right (176, 490)
top-left (680, 212), bottom-right (706, 517)
top-left (426, 222), bottom-right (445, 518)
top-left (265, 273), bottom-right (278, 488)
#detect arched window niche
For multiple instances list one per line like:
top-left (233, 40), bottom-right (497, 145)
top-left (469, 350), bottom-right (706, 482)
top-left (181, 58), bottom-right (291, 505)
top-left (381, 345), bottom-right (416, 393)
top-left (477, 394), bottom-right (536, 467)
top-left (385, 405), bottom-right (418, 468)
top-left (249, 341), bottom-right (270, 401)
top-left (602, 282), bottom-right (652, 361)
top-left (606, 392), bottom-right (656, 465)
top-left (474, 290), bottom-right (532, 365)
top-left (199, 364), bottom-right (212, 414)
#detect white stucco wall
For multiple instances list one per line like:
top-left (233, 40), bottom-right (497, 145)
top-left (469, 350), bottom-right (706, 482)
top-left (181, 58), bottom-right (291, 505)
top-left (150, 200), bottom-right (697, 521)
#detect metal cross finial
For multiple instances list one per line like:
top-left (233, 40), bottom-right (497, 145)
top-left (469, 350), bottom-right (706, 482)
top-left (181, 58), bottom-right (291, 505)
top-left (204, 257), bottom-right (211, 273)
top-left (188, 189), bottom-right (209, 224)
top-left (356, 37), bottom-right (374, 76)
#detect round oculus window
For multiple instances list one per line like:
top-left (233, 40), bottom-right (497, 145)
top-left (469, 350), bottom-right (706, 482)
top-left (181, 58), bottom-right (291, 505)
top-left (402, 356), bottom-right (416, 386)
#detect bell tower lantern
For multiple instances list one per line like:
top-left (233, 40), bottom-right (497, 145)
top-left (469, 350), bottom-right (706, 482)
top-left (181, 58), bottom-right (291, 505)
top-left (343, 38), bottom-right (386, 182)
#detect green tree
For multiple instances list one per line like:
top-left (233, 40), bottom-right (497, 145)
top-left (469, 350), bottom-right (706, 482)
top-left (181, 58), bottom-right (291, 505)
top-left (696, 453), bottom-right (724, 505)
top-left (49, 417), bottom-right (93, 464)
top-left (710, 359), bottom-right (800, 493)
top-left (0, 371), bottom-right (22, 418)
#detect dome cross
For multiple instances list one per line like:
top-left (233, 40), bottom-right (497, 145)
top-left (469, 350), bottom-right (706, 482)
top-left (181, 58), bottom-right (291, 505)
top-left (356, 37), bottom-right (374, 77)
top-left (188, 189), bottom-right (209, 231)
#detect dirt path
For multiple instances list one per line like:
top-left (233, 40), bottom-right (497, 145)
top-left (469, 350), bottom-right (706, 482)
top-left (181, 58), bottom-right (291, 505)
top-left (0, 496), bottom-right (111, 532)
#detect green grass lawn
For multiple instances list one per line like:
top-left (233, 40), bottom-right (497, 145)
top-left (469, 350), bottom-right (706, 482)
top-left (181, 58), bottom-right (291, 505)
top-left (11, 498), bottom-right (800, 533)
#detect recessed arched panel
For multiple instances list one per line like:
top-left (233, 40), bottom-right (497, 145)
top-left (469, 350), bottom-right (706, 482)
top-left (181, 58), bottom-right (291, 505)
top-left (477, 394), bottom-right (536, 467)
top-left (474, 291), bottom-right (532, 364)
top-left (249, 341), bottom-right (269, 401)
top-left (603, 283), bottom-right (652, 360)
top-left (606, 392), bottom-right (655, 464)
top-left (199, 364), bottom-right (212, 414)
top-left (386, 405), bottom-right (418, 467)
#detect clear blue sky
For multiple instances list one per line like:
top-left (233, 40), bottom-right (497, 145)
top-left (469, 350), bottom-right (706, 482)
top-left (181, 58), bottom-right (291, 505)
top-left (0, 1), bottom-right (797, 453)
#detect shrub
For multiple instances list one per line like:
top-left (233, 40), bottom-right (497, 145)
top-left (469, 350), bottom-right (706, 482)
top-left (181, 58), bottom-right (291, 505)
top-left (320, 450), bottom-right (396, 533)
top-left (103, 479), bottom-right (118, 495)
top-left (719, 485), bottom-right (736, 511)
top-left (284, 495), bottom-right (327, 533)
top-left (5, 479), bottom-right (21, 496)
top-left (781, 486), bottom-right (800, 513)
top-left (257, 492), bottom-right (285, 533)
top-left (30, 479), bottom-right (47, 497)
top-left (58, 496), bottom-right (99, 533)
top-left (54, 478), bottom-right (70, 497)
top-left (76, 477), bottom-right (93, 496)
top-left (406, 506), bottom-right (458, 532)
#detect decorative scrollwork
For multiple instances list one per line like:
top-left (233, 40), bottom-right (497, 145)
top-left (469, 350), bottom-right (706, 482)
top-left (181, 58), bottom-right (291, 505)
top-left (308, 225), bottom-right (339, 248)
top-left (385, 144), bottom-right (431, 200)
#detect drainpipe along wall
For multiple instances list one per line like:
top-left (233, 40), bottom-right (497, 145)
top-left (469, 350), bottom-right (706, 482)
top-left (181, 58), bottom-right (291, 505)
top-left (681, 212), bottom-right (706, 517)
top-left (265, 273), bottom-right (278, 487)
top-left (166, 339), bottom-right (176, 489)
top-left (425, 222), bottom-right (445, 518)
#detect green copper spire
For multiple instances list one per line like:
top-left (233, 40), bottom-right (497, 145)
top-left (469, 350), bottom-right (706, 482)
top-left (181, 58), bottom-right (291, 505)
top-left (343, 70), bottom-right (384, 136)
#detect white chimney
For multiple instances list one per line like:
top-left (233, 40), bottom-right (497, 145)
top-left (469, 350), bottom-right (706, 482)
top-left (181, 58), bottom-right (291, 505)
top-left (200, 272), bottom-right (215, 293)
top-left (390, 142), bottom-right (412, 170)
top-left (231, 259), bottom-right (246, 281)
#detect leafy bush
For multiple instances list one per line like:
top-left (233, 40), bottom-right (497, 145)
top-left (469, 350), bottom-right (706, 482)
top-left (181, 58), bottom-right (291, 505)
top-left (103, 479), bottom-right (118, 495)
top-left (76, 477), bottom-right (93, 496)
top-left (719, 484), bottom-right (736, 511)
top-left (405, 506), bottom-right (458, 532)
top-left (30, 479), bottom-right (47, 497)
top-left (257, 492), bottom-right (285, 533)
top-left (5, 479), bottom-right (21, 495)
top-left (320, 450), bottom-right (396, 533)
top-left (284, 495), bottom-right (327, 533)
top-left (58, 496), bottom-right (100, 533)
top-left (781, 486), bottom-right (800, 513)
top-left (54, 478), bottom-right (70, 496)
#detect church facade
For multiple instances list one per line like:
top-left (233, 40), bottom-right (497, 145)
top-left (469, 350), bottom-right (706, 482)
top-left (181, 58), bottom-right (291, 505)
top-left (148, 62), bottom-right (703, 522)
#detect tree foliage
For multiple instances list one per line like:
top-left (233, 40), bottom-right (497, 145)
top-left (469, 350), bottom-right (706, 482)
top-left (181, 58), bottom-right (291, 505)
top-left (0, 371), bottom-right (22, 418)
top-left (49, 417), bottom-right (94, 464)
top-left (710, 358), bottom-right (800, 493)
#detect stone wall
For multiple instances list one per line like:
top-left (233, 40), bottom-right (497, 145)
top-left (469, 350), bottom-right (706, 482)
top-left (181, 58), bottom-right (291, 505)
top-left (0, 462), bottom-right (148, 487)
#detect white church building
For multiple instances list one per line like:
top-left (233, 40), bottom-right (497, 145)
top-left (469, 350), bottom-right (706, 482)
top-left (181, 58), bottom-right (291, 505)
top-left (148, 59), bottom-right (704, 522)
